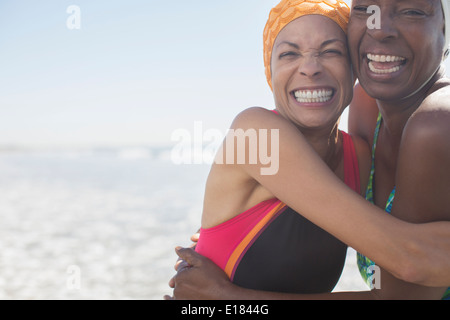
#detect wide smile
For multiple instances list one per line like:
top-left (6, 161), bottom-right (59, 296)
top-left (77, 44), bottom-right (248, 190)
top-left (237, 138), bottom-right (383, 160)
top-left (290, 87), bottom-right (335, 105)
top-left (366, 53), bottom-right (407, 76)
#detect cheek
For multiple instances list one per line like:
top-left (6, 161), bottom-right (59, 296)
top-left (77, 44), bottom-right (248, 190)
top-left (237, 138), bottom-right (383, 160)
top-left (271, 72), bottom-right (285, 98)
top-left (347, 21), bottom-right (366, 61)
top-left (327, 60), bottom-right (353, 89)
top-left (271, 64), bottom-right (295, 98)
top-left (404, 28), bottom-right (444, 83)
top-left (415, 31), bottom-right (444, 61)
top-left (272, 61), bottom-right (291, 82)
top-left (271, 77), bottom-right (289, 109)
top-left (334, 65), bottom-right (354, 109)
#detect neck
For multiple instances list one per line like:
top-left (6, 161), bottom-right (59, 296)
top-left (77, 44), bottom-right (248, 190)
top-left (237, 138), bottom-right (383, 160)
top-left (301, 122), bottom-right (341, 168)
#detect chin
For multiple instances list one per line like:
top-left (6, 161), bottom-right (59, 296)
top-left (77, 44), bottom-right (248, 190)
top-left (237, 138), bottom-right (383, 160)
top-left (297, 116), bottom-right (338, 130)
top-left (359, 80), bottom-right (406, 101)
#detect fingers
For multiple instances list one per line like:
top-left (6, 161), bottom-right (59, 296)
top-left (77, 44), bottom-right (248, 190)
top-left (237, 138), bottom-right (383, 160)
top-left (168, 275), bottom-right (175, 288)
top-left (175, 259), bottom-right (191, 273)
top-left (175, 247), bottom-right (202, 267)
top-left (190, 233), bottom-right (200, 243)
top-left (167, 246), bottom-right (202, 300)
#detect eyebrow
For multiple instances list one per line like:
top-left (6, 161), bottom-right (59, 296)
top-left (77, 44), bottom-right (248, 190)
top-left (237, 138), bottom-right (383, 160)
top-left (276, 38), bottom-right (345, 50)
top-left (320, 39), bottom-right (345, 48)
top-left (353, 0), bottom-right (433, 10)
top-left (396, 0), bottom-right (434, 11)
top-left (276, 41), bottom-right (300, 49)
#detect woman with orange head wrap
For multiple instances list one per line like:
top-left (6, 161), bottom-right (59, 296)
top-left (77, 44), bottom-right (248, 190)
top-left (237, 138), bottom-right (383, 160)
top-left (169, 0), bottom-right (372, 298)
top-left (168, 0), bottom-right (450, 300)
top-left (263, 0), bottom-right (350, 90)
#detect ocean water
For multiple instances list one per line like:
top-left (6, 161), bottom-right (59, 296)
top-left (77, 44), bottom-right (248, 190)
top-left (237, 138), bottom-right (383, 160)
top-left (0, 148), bottom-right (367, 300)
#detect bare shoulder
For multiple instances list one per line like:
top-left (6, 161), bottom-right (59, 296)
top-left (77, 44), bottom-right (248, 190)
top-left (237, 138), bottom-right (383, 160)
top-left (234, 106), bottom-right (275, 118)
top-left (202, 107), bottom-right (280, 228)
top-left (420, 80), bottom-right (450, 113)
top-left (394, 84), bottom-right (450, 222)
top-left (401, 84), bottom-right (450, 169)
top-left (230, 107), bottom-right (311, 150)
top-left (404, 84), bottom-right (450, 148)
top-left (231, 107), bottom-right (291, 130)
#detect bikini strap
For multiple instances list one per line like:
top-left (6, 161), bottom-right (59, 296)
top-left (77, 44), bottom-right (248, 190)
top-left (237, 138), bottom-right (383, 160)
top-left (365, 112), bottom-right (396, 212)
top-left (365, 113), bottom-right (383, 204)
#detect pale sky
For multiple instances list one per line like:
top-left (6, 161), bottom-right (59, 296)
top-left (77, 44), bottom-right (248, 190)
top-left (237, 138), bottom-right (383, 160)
top-left (0, 0), bottom-right (448, 148)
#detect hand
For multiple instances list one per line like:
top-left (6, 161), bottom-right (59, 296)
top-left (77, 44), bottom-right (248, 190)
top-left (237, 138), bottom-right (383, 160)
top-left (166, 231), bottom-right (200, 292)
top-left (165, 247), bottom-right (234, 300)
top-left (166, 246), bottom-right (190, 293)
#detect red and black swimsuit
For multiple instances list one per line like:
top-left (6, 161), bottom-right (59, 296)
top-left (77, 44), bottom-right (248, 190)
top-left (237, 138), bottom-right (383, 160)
top-left (196, 131), bottom-right (360, 294)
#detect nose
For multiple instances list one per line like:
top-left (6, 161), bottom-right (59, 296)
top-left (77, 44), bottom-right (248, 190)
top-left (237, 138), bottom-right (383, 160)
top-left (367, 12), bottom-right (398, 42)
top-left (298, 55), bottom-right (323, 78)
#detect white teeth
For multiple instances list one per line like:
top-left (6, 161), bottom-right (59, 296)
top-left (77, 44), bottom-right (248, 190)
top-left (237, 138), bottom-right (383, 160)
top-left (366, 53), bottom-right (405, 74)
top-left (367, 53), bottom-right (406, 62)
top-left (294, 89), bottom-right (333, 103)
top-left (368, 61), bottom-right (401, 74)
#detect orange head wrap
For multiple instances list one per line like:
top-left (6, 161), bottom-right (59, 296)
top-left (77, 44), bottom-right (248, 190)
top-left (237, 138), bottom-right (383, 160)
top-left (263, 0), bottom-right (350, 90)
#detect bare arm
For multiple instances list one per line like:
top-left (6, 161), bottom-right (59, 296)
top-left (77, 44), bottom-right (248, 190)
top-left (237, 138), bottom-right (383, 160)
top-left (169, 105), bottom-right (450, 302)
top-left (226, 108), bottom-right (417, 283)
top-left (168, 106), bottom-right (450, 300)
top-left (373, 108), bottom-right (450, 299)
top-left (232, 107), bottom-right (450, 287)
top-left (170, 247), bottom-right (378, 300)
top-left (348, 85), bottom-right (450, 287)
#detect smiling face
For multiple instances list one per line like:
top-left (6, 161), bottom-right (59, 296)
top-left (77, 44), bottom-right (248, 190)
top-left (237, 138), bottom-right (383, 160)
top-left (348, 0), bottom-right (446, 101)
top-left (271, 15), bottom-right (354, 131)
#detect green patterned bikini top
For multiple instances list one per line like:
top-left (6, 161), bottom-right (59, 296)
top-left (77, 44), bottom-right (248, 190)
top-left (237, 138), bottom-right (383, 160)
top-left (357, 113), bottom-right (450, 300)
top-left (356, 113), bottom-right (395, 289)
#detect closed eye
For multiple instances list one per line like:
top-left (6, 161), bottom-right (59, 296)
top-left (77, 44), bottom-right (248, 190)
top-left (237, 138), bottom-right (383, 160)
top-left (279, 51), bottom-right (299, 59)
top-left (320, 49), bottom-right (342, 56)
top-left (352, 5), bottom-right (369, 13)
top-left (402, 9), bottom-right (425, 16)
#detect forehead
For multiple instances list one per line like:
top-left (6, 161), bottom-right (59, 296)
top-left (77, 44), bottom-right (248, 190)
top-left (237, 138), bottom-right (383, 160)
top-left (274, 15), bottom-right (346, 45)
top-left (351, 0), bottom-right (441, 8)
